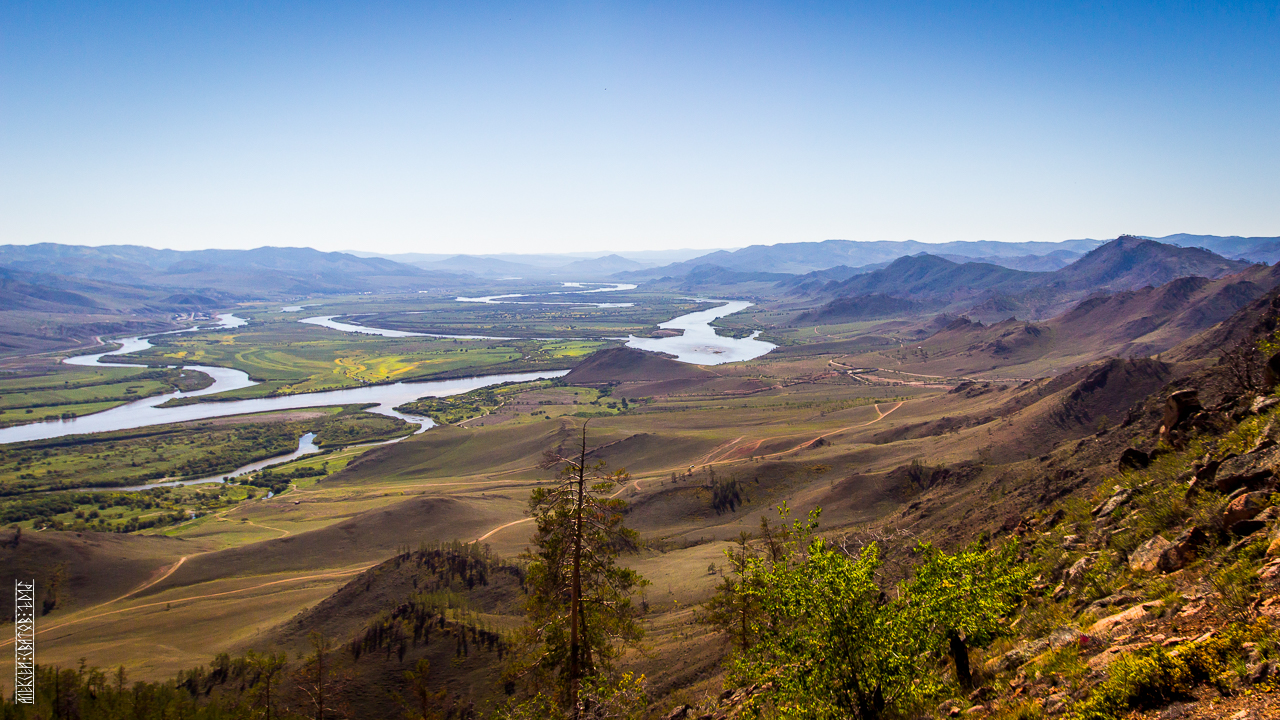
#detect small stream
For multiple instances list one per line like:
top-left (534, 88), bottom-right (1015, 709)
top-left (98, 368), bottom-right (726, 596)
top-left (111, 432), bottom-right (322, 491)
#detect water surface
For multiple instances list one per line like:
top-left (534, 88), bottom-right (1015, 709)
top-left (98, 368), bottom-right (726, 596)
top-left (299, 315), bottom-right (506, 339)
top-left (3, 339), bottom-right (566, 445)
top-left (624, 300), bottom-right (775, 365)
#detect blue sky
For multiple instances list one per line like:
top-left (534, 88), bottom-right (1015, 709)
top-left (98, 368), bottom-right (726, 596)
top-left (2, 1), bottom-right (1277, 254)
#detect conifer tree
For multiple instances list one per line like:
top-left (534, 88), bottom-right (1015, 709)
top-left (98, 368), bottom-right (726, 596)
top-left (514, 422), bottom-right (647, 717)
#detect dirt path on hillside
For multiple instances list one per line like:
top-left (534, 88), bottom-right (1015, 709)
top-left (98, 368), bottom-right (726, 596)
top-left (0, 565), bottom-right (374, 648)
top-left (472, 401), bottom-right (908, 543)
top-left (109, 556), bottom-right (188, 605)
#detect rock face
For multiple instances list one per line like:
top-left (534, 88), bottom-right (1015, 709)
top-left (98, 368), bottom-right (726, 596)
top-left (1092, 488), bottom-right (1133, 518)
top-left (1065, 555), bottom-right (1094, 585)
top-left (1224, 491), bottom-right (1273, 528)
top-left (1158, 527), bottom-right (1210, 572)
top-left (1268, 521), bottom-right (1280, 557)
top-left (1089, 601), bottom-right (1162, 636)
top-left (1253, 395), bottom-right (1280, 416)
top-left (1264, 351), bottom-right (1280, 389)
top-left (1129, 535), bottom-right (1174, 573)
top-left (1118, 448), bottom-right (1150, 472)
top-left (1214, 449), bottom-right (1278, 493)
top-left (1161, 390), bottom-right (1202, 436)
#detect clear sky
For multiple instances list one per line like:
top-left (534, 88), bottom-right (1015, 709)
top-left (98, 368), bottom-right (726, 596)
top-left (2, 1), bottom-right (1277, 254)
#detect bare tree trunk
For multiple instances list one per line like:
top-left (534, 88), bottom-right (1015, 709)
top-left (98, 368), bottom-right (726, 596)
top-left (568, 426), bottom-right (587, 718)
top-left (949, 629), bottom-right (972, 689)
top-left (317, 641), bottom-right (325, 720)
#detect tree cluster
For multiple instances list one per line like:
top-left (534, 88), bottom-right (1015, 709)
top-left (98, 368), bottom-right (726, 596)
top-left (708, 506), bottom-right (1032, 720)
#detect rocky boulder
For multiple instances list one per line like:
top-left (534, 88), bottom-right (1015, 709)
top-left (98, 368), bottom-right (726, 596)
top-left (1252, 418), bottom-right (1280, 453)
top-left (1129, 535), bottom-right (1174, 573)
top-left (1161, 390), bottom-right (1202, 435)
top-left (1253, 395), bottom-right (1280, 416)
top-left (1089, 601), bottom-right (1163, 637)
top-left (1264, 351), bottom-right (1280, 390)
top-left (1157, 527), bottom-right (1210, 572)
top-left (1065, 555), bottom-right (1094, 585)
top-left (1224, 491), bottom-right (1272, 528)
top-left (1118, 448), bottom-right (1150, 472)
top-left (1092, 487), bottom-right (1133, 518)
top-left (1213, 449), bottom-right (1278, 493)
top-left (1267, 519), bottom-right (1280, 557)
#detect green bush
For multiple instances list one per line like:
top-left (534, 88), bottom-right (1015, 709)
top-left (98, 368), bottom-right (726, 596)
top-left (1211, 559), bottom-right (1261, 622)
top-left (1069, 624), bottom-right (1254, 720)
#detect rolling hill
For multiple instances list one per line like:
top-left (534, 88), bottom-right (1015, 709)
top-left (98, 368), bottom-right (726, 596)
top-left (1047, 235), bottom-right (1252, 292)
top-left (864, 262), bottom-right (1280, 377)
top-left (791, 236), bottom-right (1259, 323)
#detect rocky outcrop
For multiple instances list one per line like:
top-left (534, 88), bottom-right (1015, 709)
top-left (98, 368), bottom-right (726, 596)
top-left (1089, 601), bottom-right (1162, 637)
top-left (1224, 491), bottom-right (1272, 528)
top-left (1118, 448), bottom-right (1150, 472)
top-left (1092, 487), bottom-right (1133, 518)
top-left (1264, 351), bottom-right (1280, 389)
top-left (1161, 390), bottom-right (1202, 437)
top-left (1129, 536), bottom-right (1174, 573)
top-left (1158, 527), bottom-right (1210, 572)
top-left (1213, 448), bottom-right (1279, 493)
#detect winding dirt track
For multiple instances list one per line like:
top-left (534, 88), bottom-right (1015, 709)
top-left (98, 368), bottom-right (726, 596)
top-left (111, 556), bottom-right (188, 604)
top-left (0, 565), bottom-right (374, 649)
top-left (10, 398), bottom-right (912, 647)
top-left (473, 400), bottom-right (906, 543)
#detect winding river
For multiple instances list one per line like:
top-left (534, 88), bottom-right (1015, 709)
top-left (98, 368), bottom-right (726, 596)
top-left (299, 315), bottom-right (507, 339)
top-left (2, 289), bottom-right (775, 448)
top-left (111, 433), bottom-right (323, 491)
top-left (301, 285), bottom-right (774, 366)
top-left (455, 282), bottom-right (637, 307)
top-left (0, 326), bottom-right (568, 445)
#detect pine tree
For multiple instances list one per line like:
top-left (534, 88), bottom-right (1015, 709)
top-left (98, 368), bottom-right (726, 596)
top-left (514, 422), bottom-right (648, 717)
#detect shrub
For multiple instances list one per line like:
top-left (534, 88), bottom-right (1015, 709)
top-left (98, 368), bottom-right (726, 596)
top-left (1211, 559), bottom-right (1261, 622)
top-left (1069, 623), bottom-right (1255, 719)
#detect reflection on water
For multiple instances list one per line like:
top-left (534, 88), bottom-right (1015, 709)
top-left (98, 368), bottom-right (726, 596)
top-left (299, 315), bottom-right (505, 339)
top-left (625, 300), bottom-right (775, 366)
top-left (455, 282), bottom-right (637, 307)
top-left (215, 313), bottom-right (247, 328)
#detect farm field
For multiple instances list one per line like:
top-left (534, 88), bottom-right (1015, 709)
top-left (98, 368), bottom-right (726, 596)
top-left (0, 362), bottom-right (213, 427)
top-left (0, 405), bottom-right (412, 498)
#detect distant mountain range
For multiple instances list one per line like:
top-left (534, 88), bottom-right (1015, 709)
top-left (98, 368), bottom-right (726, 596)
top-left (1157, 234), bottom-right (1280, 264)
top-left (0, 244), bottom-right (478, 357)
top-left (619, 233), bottom-right (1280, 281)
top-left (616, 238), bottom-right (1108, 280)
top-left (348, 248), bottom-right (717, 278)
top-left (887, 262), bottom-right (1280, 377)
top-left (794, 236), bottom-right (1259, 322)
top-left (0, 244), bottom-right (466, 298)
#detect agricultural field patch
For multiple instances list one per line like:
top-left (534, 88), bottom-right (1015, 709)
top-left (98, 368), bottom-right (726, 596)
top-left (0, 364), bottom-right (212, 427)
top-left (0, 405), bottom-right (412, 497)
